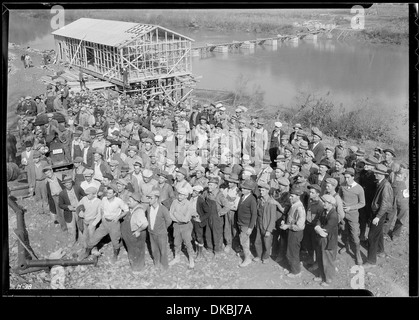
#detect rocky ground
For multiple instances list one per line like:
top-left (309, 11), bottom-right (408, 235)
top-left (7, 196), bottom-right (409, 295)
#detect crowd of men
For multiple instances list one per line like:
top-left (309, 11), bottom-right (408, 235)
top-left (7, 81), bottom-right (409, 286)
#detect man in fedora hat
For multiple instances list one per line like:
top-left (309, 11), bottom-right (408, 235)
top-left (338, 167), bottom-right (365, 265)
top-left (169, 187), bottom-right (195, 269)
top-left (364, 164), bottom-right (394, 268)
top-left (253, 182), bottom-right (278, 264)
top-left (120, 192), bottom-right (149, 272)
top-left (44, 166), bottom-right (66, 229)
top-left (146, 189), bottom-right (172, 271)
top-left (280, 186), bottom-right (306, 278)
top-left (236, 179), bottom-right (258, 267)
top-left (314, 194), bottom-right (339, 287)
top-left (309, 127), bottom-right (325, 165)
top-left (58, 175), bottom-right (86, 245)
top-left (269, 121), bottom-right (285, 163)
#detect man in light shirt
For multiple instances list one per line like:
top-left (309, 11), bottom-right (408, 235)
top-left (80, 169), bottom-right (101, 192)
top-left (77, 187), bottom-right (102, 249)
top-left (120, 192), bottom-right (149, 272)
top-left (79, 185), bottom-right (129, 262)
top-left (146, 189), bottom-right (172, 271)
top-left (168, 187), bottom-right (195, 269)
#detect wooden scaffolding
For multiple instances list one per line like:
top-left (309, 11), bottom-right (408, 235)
top-left (52, 18), bottom-right (196, 105)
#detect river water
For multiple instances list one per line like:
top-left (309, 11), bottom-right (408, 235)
top-left (8, 11), bottom-right (409, 140)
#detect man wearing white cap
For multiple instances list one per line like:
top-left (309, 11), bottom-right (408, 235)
top-left (77, 186), bottom-right (102, 249)
top-left (174, 167), bottom-right (193, 196)
top-left (80, 169), bottom-right (101, 192)
top-left (138, 169), bottom-right (158, 197)
top-left (169, 187), bottom-right (195, 269)
top-left (269, 121), bottom-right (285, 163)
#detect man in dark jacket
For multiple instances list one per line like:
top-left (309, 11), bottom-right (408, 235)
top-left (58, 175), bottom-right (86, 245)
top-left (314, 194), bottom-right (339, 286)
top-left (44, 166), bottom-right (66, 230)
top-left (269, 122), bottom-right (286, 164)
top-left (236, 179), bottom-right (258, 267)
top-left (309, 127), bottom-right (325, 165)
top-left (364, 164), bottom-right (394, 268)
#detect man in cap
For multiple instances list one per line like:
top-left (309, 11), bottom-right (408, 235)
top-left (308, 159), bottom-right (331, 196)
top-left (44, 166), bottom-right (66, 230)
top-left (302, 150), bottom-right (319, 176)
top-left (169, 187), bottom-right (195, 269)
top-left (146, 189), bottom-right (172, 271)
top-left (119, 164), bottom-right (138, 193)
top-left (80, 169), bottom-right (101, 192)
top-left (189, 166), bottom-right (209, 189)
top-left (314, 194), bottom-right (339, 286)
top-left (204, 177), bottom-right (230, 258)
top-left (79, 185), bottom-right (130, 262)
top-left (91, 129), bottom-right (106, 155)
top-left (71, 131), bottom-right (84, 161)
top-left (321, 146), bottom-right (336, 171)
top-left (251, 120), bottom-right (269, 173)
top-left (256, 156), bottom-right (274, 185)
top-left (309, 127), bottom-right (325, 165)
top-left (109, 159), bottom-right (121, 180)
top-left (270, 161), bottom-right (288, 189)
top-left (334, 136), bottom-right (349, 160)
top-left (373, 147), bottom-right (383, 163)
top-left (222, 173), bottom-right (241, 253)
top-left (109, 140), bottom-right (126, 168)
top-left (155, 170), bottom-right (175, 203)
top-left (283, 144), bottom-right (294, 173)
top-left (253, 182), bottom-right (278, 264)
top-left (125, 145), bottom-right (143, 173)
top-left (381, 147), bottom-right (399, 185)
top-left (289, 123), bottom-right (302, 144)
top-left (120, 192), bottom-right (149, 272)
top-left (139, 137), bottom-right (155, 169)
top-left (173, 167), bottom-right (193, 196)
top-left (324, 178), bottom-right (345, 224)
top-left (116, 179), bottom-right (131, 203)
top-left (338, 167), bottom-right (365, 265)
top-left (364, 164), bottom-right (394, 268)
top-left (77, 186), bottom-right (102, 249)
top-left (302, 184), bottom-right (325, 270)
top-left (269, 121), bottom-right (285, 163)
top-left (21, 140), bottom-right (36, 191)
top-left (236, 179), bottom-right (258, 267)
top-left (107, 119), bottom-right (120, 140)
top-left (280, 186), bottom-right (306, 278)
top-left (357, 157), bottom-right (379, 241)
top-left (345, 146), bottom-right (358, 169)
top-left (98, 173), bottom-right (114, 199)
top-left (288, 159), bottom-right (302, 188)
top-left (138, 168), bottom-right (158, 197)
top-left (58, 175), bottom-right (86, 245)
top-left (330, 158), bottom-right (346, 186)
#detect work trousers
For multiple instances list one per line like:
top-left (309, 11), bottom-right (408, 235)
top-left (238, 225), bottom-right (251, 259)
top-left (34, 179), bottom-right (49, 214)
top-left (65, 211), bottom-right (77, 242)
top-left (52, 195), bottom-right (67, 232)
top-left (173, 222), bottom-right (194, 257)
top-left (121, 217), bottom-right (147, 271)
top-left (223, 210), bottom-right (237, 247)
top-left (359, 207), bottom-right (372, 240)
top-left (286, 230), bottom-right (304, 275)
top-left (302, 223), bottom-right (319, 263)
top-left (392, 202), bottom-right (409, 237)
top-left (80, 220), bottom-right (96, 249)
top-left (317, 237), bottom-right (337, 282)
top-left (341, 211), bottom-right (360, 250)
top-left (149, 232), bottom-right (169, 270)
top-left (192, 220), bottom-right (205, 245)
top-left (88, 218), bottom-right (122, 250)
top-left (367, 214), bottom-right (386, 264)
top-left (254, 222), bottom-right (273, 260)
top-left (205, 214), bottom-right (223, 253)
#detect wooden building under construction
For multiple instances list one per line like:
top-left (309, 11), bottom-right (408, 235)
top-left (52, 18), bottom-right (196, 104)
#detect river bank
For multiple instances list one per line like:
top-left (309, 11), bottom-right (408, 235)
top-left (12, 5), bottom-right (409, 46)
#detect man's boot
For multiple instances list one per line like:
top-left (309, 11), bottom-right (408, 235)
top-left (78, 247), bottom-right (92, 261)
top-left (111, 248), bottom-right (120, 263)
top-left (195, 243), bottom-right (202, 260)
top-left (355, 244), bottom-right (363, 265)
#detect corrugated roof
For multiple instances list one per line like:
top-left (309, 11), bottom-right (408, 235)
top-left (52, 18), bottom-right (194, 47)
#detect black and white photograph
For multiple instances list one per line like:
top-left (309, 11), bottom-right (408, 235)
top-left (3, 3), bottom-right (417, 299)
